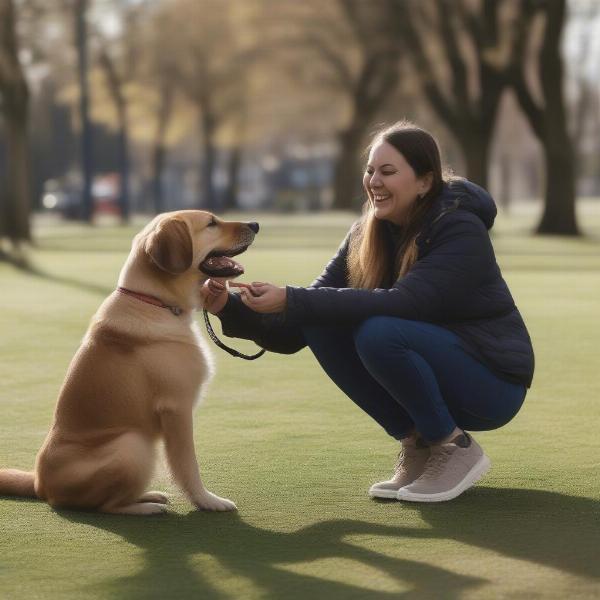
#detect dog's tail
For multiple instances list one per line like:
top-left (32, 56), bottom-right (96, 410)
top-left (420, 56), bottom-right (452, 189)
top-left (0, 469), bottom-right (37, 498)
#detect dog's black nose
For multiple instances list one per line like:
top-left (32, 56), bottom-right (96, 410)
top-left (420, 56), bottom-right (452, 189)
top-left (247, 222), bottom-right (259, 234)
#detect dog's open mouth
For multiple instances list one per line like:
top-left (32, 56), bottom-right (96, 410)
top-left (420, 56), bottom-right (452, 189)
top-left (199, 244), bottom-right (249, 277)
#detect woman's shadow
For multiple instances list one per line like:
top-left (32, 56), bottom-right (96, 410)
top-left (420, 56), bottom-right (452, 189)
top-left (59, 512), bottom-right (480, 599)
top-left (58, 487), bottom-right (599, 599)
top-left (409, 486), bottom-right (600, 580)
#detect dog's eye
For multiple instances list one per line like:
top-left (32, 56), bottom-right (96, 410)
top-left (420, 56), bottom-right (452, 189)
top-left (207, 218), bottom-right (218, 228)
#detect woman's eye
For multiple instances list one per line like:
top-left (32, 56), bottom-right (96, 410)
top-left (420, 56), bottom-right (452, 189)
top-left (382, 171), bottom-right (395, 176)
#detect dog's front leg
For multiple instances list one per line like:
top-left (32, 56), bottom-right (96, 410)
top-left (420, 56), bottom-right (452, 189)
top-left (159, 408), bottom-right (237, 511)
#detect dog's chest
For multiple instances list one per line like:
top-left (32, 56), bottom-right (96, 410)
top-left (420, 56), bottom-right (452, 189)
top-left (189, 321), bottom-right (215, 407)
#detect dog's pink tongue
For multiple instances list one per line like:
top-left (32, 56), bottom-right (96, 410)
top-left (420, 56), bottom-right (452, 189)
top-left (200, 256), bottom-right (244, 276)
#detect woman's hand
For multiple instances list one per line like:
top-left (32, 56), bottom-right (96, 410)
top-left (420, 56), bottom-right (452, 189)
top-left (231, 281), bottom-right (287, 313)
top-left (199, 278), bottom-right (229, 314)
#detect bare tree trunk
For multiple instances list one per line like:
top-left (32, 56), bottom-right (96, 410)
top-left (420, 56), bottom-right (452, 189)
top-left (0, 0), bottom-right (31, 244)
top-left (4, 117), bottom-right (31, 243)
top-left (75, 0), bottom-right (94, 223)
top-left (498, 153), bottom-right (512, 213)
top-left (461, 136), bottom-right (490, 190)
top-left (200, 111), bottom-right (217, 211)
top-left (221, 145), bottom-right (242, 212)
top-left (512, 0), bottom-right (579, 235)
top-left (538, 133), bottom-right (577, 235)
top-left (116, 120), bottom-right (130, 222)
top-left (332, 126), bottom-right (366, 210)
top-left (332, 50), bottom-right (400, 210)
top-left (151, 86), bottom-right (173, 214)
top-left (536, 0), bottom-right (578, 235)
top-left (98, 48), bottom-right (131, 223)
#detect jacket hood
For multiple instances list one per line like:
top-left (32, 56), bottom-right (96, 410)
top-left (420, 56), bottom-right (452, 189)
top-left (434, 178), bottom-right (497, 230)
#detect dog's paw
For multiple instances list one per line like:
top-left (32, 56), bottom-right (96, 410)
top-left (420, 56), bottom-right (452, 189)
top-left (194, 491), bottom-right (237, 512)
top-left (139, 491), bottom-right (170, 504)
top-left (141, 502), bottom-right (169, 515)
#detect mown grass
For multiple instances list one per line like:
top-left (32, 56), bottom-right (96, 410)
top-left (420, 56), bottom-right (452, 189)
top-left (0, 204), bottom-right (599, 599)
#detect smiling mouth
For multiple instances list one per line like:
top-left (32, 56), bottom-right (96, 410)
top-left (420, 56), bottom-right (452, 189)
top-left (372, 194), bottom-right (392, 202)
top-left (199, 244), bottom-right (250, 277)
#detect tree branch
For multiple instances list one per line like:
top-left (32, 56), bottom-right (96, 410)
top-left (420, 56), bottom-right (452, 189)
top-left (389, 0), bottom-right (460, 135)
top-left (436, 0), bottom-right (470, 114)
top-left (507, 0), bottom-right (544, 138)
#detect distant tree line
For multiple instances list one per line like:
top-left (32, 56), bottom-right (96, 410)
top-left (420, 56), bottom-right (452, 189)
top-left (0, 0), bottom-right (597, 253)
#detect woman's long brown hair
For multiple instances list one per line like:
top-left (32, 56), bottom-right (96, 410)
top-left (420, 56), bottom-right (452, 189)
top-left (347, 121), bottom-right (444, 289)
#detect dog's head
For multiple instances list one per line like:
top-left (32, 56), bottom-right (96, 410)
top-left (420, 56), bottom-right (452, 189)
top-left (140, 210), bottom-right (258, 278)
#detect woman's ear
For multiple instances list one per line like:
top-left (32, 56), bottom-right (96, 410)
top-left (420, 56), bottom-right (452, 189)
top-left (144, 217), bottom-right (193, 274)
top-left (419, 172), bottom-right (434, 197)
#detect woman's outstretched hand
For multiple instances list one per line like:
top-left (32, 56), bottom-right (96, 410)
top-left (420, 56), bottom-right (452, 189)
top-left (231, 281), bottom-right (287, 313)
top-left (199, 278), bottom-right (229, 314)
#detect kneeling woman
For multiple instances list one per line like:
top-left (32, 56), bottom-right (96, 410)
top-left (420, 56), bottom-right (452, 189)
top-left (203, 121), bottom-right (534, 503)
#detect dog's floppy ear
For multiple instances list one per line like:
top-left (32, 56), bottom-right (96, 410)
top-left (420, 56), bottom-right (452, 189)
top-left (144, 217), bottom-right (193, 274)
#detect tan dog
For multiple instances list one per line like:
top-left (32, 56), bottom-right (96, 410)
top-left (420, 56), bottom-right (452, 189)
top-left (0, 210), bottom-right (258, 515)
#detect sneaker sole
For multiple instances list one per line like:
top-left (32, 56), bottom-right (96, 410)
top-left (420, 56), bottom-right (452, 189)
top-left (396, 454), bottom-right (491, 503)
top-left (368, 486), bottom-right (401, 499)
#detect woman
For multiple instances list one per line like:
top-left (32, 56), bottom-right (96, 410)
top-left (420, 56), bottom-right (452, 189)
top-left (202, 121), bottom-right (534, 503)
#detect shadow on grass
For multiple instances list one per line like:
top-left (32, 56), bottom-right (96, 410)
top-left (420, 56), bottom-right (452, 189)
top-left (375, 487), bottom-right (600, 581)
top-left (53, 487), bottom-right (600, 599)
top-left (55, 511), bottom-right (482, 600)
top-left (6, 259), bottom-right (113, 298)
top-left (412, 486), bottom-right (600, 580)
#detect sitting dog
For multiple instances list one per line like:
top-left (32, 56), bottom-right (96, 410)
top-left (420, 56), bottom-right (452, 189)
top-left (0, 210), bottom-right (258, 515)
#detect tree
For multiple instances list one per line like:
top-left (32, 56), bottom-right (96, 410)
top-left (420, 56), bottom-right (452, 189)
top-left (562, 0), bottom-right (599, 196)
top-left (94, 3), bottom-right (145, 223)
top-left (509, 0), bottom-right (579, 235)
top-left (161, 0), bottom-right (251, 211)
top-left (331, 1), bottom-right (402, 210)
top-left (0, 0), bottom-right (31, 245)
top-left (149, 84), bottom-right (174, 214)
top-left (74, 0), bottom-right (94, 222)
top-left (270, 0), bottom-right (403, 210)
top-left (386, 0), bottom-right (579, 235)
top-left (133, 5), bottom-right (186, 214)
top-left (388, 0), bottom-right (514, 190)
top-left (218, 99), bottom-right (248, 212)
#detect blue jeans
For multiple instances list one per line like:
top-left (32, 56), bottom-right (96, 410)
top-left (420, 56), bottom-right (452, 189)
top-left (303, 317), bottom-right (526, 443)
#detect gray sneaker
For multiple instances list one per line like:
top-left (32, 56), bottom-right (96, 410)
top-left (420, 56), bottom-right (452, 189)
top-left (369, 437), bottom-right (430, 499)
top-left (396, 432), bottom-right (491, 502)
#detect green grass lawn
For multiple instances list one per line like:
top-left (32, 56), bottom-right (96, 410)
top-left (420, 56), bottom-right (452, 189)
top-left (1, 205), bottom-right (599, 599)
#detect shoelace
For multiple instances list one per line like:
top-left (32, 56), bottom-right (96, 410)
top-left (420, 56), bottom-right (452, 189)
top-left (393, 450), bottom-right (407, 474)
top-left (419, 446), bottom-right (455, 479)
top-left (393, 446), bottom-right (422, 474)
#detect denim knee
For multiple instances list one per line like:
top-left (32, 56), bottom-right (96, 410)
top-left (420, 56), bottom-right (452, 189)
top-left (353, 316), bottom-right (408, 364)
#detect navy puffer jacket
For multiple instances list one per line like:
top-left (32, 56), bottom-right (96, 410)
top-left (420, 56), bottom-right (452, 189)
top-left (217, 179), bottom-right (535, 387)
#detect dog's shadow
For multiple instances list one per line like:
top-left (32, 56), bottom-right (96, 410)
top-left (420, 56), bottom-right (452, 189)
top-left (58, 511), bottom-right (480, 599)
top-left (56, 487), bottom-right (599, 599)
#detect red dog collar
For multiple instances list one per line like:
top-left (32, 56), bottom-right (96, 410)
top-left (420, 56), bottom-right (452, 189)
top-left (117, 287), bottom-right (183, 316)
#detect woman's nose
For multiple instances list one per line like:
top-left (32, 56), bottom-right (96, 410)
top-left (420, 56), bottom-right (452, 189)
top-left (369, 174), bottom-right (382, 188)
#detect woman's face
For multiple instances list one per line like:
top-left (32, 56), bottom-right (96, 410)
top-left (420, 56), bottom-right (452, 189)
top-left (363, 141), bottom-right (431, 225)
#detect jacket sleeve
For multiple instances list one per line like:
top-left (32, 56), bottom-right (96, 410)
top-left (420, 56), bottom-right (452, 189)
top-left (215, 293), bottom-right (306, 354)
top-left (285, 215), bottom-right (497, 325)
top-left (214, 228), bottom-right (352, 353)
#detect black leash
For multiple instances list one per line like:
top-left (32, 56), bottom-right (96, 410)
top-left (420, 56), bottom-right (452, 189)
top-left (202, 309), bottom-right (266, 360)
